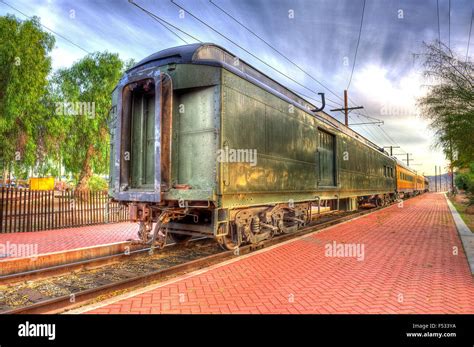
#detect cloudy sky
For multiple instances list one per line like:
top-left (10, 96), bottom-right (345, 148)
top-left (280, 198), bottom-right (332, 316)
top-left (1, 0), bottom-right (473, 175)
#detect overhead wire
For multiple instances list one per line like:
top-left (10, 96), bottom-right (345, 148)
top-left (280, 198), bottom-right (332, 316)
top-left (0, 0), bottom-right (91, 54)
top-left (346, 0), bottom-right (366, 90)
top-left (169, 0), bottom-right (334, 108)
top-left (208, 0), bottom-right (345, 104)
top-left (467, 4), bottom-right (473, 62)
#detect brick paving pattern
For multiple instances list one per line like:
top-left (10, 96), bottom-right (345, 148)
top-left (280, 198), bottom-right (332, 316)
top-left (0, 223), bottom-right (137, 259)
top-left (82, 193), bottom-right (474, 313)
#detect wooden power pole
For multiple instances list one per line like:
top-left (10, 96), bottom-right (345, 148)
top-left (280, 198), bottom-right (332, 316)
top-left (383, 146), bottom-right (400, 156)
top-left (330, 90), bottom-right (363, 127)
top-left (393, 153), bottom-right (413, 167)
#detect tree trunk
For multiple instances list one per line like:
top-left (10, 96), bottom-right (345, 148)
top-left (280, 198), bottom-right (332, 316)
top-left (76, 144), bottom-right (94, 191)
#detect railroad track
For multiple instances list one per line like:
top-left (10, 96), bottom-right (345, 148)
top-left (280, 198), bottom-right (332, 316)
top-left (0, 236), bottom-right (210, 284)
top-left (0, 201), bottom-right (399, 314)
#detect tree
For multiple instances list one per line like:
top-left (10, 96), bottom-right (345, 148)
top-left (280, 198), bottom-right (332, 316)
top-left (418, 41), bottom-right (474, 169)
top-left (52, 52), bottom-right (125, 190)
top-left (0, 15), bottom-right (55, 181)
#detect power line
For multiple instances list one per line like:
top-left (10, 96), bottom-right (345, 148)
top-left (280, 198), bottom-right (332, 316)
top-left (169, 0), bottom-right (329, 108)
top-left (437, 0), bottom-right (441, 45)
top-left (354, 107), bottom-right (408, 153)
top-left (129, 0), bottom-right (201, 43)
top-left (378, 124), bottom-right (401, 147)
top-left (141, 0), bottom-right (407, 154)
top-left (286, 86), bottom-right (343, 108)
top-left (344, 87), bottom-right (409, 154)
top-left (208, 0), bottom-right (408, 156)
top-left (130, 1), bottom-right (333, 109)
top-left (448, 0), bottom-right (451, 49)
top-left (467, 5), bottom-right (473, 62)
top-left (208, 0), bottom-right (345, 104)
top-left (0, 0), bottom-right (91, 54)
top-left (129, 0), bottom-right (189, 44)
top-left (353, 114), bottom-right (385, 144)
top-left (347, 0), bottom-right (366, 90)
top-left (288, 87), bottom-right (342, 109)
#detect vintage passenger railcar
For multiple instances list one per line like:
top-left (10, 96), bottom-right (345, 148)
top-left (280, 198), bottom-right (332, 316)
top-left (108, 43), bottom-right (421, 250)
top-left (395, 161), bottom-right (426, 197)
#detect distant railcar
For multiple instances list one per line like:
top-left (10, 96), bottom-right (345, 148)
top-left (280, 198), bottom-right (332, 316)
top-left (395, 162), bottom-right (426, 198)
top-left (108, 43), bottom-right (426, 250)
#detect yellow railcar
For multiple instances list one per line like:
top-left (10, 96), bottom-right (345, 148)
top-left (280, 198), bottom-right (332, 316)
top-left (396, 163), bottom-right (426, 197)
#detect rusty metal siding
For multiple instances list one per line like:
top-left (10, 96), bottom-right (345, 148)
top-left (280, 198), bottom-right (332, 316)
top-left (221, 70), bottom-right (319, 198)
top-left (163, 64), bottom-right (221, 202)
top-left (219, 68), bottom-right (396, 208)
top-left (176, 86), bottom-right (217, 190)
top-left (338, 133), bottom-right (396, 194)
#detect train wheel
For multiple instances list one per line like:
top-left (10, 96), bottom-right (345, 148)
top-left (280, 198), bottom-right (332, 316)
top-left (168, 232), bottom-right (192, 244)
top-left (279, 210), bottom-right (299, 234)
top-left (374, 197), bottom-right (384, 207)
top-left (137, 221), bottom-right (152, 243)
top-left (217, 223), bottom-right (242, 251)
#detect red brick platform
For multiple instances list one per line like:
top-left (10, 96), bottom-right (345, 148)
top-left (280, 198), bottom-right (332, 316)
top-left (76, 193), bottom-right (474, 314)
top-left (0, 223), bottom-right (137, 259)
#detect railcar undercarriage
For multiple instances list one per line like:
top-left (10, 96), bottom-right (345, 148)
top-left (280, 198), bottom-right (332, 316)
top-left (126, 192), bottom-right (401, 251)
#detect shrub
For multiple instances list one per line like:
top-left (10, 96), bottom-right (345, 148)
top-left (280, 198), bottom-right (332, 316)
top-left (87, 175), bottom-right (108, 192)
top-left (455, 163), bottom-right (474, 205)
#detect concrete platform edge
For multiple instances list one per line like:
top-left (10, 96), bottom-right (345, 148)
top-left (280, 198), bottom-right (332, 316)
top-left (445, 194), bottom-right (474, 275)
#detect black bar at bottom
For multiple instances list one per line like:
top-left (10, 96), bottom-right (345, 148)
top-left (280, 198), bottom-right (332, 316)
top-left (0, 314), bottom-right (472, 346)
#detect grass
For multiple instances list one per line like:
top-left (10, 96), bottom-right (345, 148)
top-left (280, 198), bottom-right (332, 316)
top-left (449, 197), bottom-right (474, 233)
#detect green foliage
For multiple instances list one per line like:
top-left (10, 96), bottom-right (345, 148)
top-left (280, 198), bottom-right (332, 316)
top-left (51, 52), bottom-right (124, 189)
top-left (87, 175), bottom-right (108, 192)
top-left (455, 163), bottom-right (474, 205)
top-left (0, 15), bottom-right (55, 170)
top-left (455, 172), bottom-right (472, 191)
top-left (418, 42), bottom-right (474, 169)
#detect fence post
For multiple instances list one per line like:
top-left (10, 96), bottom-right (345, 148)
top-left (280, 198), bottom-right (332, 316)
top-left (105, 198), bottom-right (109, 224)
top-left (0, 187), bottom-right (4, 233)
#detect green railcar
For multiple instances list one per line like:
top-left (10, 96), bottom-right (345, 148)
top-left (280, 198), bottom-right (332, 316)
top-left (109, 43), bottom-right (397, 250)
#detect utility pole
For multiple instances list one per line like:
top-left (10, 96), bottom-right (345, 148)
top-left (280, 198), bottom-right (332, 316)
top-left (393, 153), bottom-right (413, 167)
top-left (344, 90), bottom-right (348, 126)
top-left (383, 146), bottom-right (400, 156)
top-left (439, 166), bottom-right (442, 192)
top-left (445, 171), bottom-right (448, 192)
top-left (330, 90), bottom-right (364, 127)
top-left (450, 166), bottom-right (454, 193)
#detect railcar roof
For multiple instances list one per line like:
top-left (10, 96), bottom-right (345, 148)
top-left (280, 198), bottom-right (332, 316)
top-left (395, 159), bottom-right (421, 176)
top-left (130, 43), bottom-right (390, 156)
top-left (131, 43), bottom-right (203, 68)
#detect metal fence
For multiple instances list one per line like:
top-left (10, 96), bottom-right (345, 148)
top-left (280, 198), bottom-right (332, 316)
top-left (0, 188), bottom-right (129, 233)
